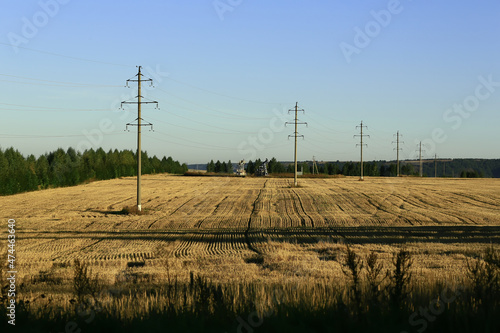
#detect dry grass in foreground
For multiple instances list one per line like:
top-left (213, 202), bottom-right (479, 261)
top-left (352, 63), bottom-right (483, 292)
top-left (0, 175), bottom-right (499, 331)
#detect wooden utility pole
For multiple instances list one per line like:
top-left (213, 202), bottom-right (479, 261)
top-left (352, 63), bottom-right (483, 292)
top-left (121, 66), bottom-right (158, 212)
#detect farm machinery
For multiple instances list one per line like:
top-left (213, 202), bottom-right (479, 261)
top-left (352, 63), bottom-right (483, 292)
top-left (236, 160), bottom-right (246, 176)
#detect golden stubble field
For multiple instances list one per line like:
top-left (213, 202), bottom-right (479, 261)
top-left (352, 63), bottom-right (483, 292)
top-left (1, 174), bottom-right (499, 288)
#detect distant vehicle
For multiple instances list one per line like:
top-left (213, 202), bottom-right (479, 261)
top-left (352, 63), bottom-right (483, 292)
top-left (256, 158), bottom-right (269, 177)
top-left (236, 160), bottom-right (246, 176)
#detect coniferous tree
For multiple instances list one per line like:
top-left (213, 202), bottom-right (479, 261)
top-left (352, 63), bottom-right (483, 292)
top-left (215, 160), bottom-right (222, 173)
top-left (246, 160), bottom-right (255, 174)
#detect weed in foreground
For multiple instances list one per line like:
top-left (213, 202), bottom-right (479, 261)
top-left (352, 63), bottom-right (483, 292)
top-left (365, 250), bottom-right (386, 305)
top-left (466, 245), bottom-right (499, 308)
top-left (341, 245), bottom-right (364, 312)
top-left (72, 259), bottom-right (101, 310)
top-left (388, 248), bottom-right (413, 307)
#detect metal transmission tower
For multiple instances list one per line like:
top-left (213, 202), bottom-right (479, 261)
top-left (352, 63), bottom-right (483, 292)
top-left (121, 66), bottom-right (158, 212)
top-left (392, 131), bottom-right (403, 177)
top-left (285, 102), bottom-right (307, 187)
top-left (416, 141), bottom-right (425, 177)
top-left (354, 121), bottom-right (369, 181)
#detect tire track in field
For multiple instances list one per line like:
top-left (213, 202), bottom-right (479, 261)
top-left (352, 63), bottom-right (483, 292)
top-left (195, 195), bottom-right (229, 228)
top-left (106, 196), bottom-right (135, 210)
top-left (245, 180), bottom-right (267, 255)
top-left (168, 197), bottom-right (197, 216)
top-left (52, 239), bottom-right (104, 261)
top-left (328, 185), bottom-right (374, 215)
top-left (450, 191), bottom-right (499, 208)
top-left (291, 189), bottom-right (315, 227)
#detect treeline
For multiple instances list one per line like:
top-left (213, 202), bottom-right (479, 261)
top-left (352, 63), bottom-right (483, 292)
top-left (206, 160), bottom-right (233, 173)
top-left (238, 158), bottom-right (500, 178)
top-left (240, 158), bottom-right (413, 177)
top-left (0, 147), bottom-right (187, 195)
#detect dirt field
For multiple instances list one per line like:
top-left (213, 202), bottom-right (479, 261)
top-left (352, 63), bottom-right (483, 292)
top-left (1, 174), bottom-right (498, 287)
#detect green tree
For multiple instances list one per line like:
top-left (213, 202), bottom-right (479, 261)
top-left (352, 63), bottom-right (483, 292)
top-left (401, 163), bottom-right (415, 176)
top-left (215, 160), bottom-right (222, 173)
top-left (150, 155), bottom-right (162, 174)
top-left (119, 150), bottom-right (135, 176)
top-left (207, 160), bottom-right (215, 173)
top-left (327, 163), bottom-right (339, 175)
top-left (268, 157), bottom-right (284, 174)
top-left (246, 160), bottom-right (255, 174)
top-left (36, 155), bottom-right (50, 189)
top-left (26, 154), bottom-right (39, 190)
top-left (48, 148), bottom-right (71, 186)
top-left (0, 149), bottom-right (8, 194)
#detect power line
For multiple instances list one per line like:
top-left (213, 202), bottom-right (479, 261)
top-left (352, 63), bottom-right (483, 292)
top-left (148, 116), bottom-right (246, 135)
top-left (164, 76), bottom-right (290, 105)
top-left (161, 109), bottom-right (255, 134)
top-left (0, 102), bottom-right (110, 111)
top-left (0, 132), bottom-right (125, 139)
top-left (154, 130), bottom-right (235, 150)
top-left (0, 42), bottom-right (134, 68)
top-left (0, 73), bottom-right (122, 87)
top-left (155, 87), bottom-right (271, 120)
top-left (0, 107), bottom-right (113, 113)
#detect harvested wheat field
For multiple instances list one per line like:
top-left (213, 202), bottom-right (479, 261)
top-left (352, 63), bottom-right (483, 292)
top-left (1, 175), bottom-right (499, 332)
top-left (1, 175), bottom-right (499, 281)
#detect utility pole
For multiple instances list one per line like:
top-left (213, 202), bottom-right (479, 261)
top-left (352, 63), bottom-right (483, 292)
top-left (285, 102), bottom-right (307, 187)
top-left (416, 141), bottom-right (425, 177)
top-left (354, 121), bottom-right (369, 180)
top-left (121, 66), bottom-right (158, 212)
top-left (392, 131), bottom-right (403, 177)
top-left (312, 156), bottom-right (319, 175)
top-left (434, 154), bottom-right (437, 178)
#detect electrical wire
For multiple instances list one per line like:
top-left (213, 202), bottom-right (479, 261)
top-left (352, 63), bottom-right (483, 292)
top-left (164, 76), bottom-right (291, 105)
top-left (0, 73), bottom-right (122, 88)
top-left (0, 42), bottom-right (134, 68)
top-left (0, 132), bottom-right (126, 139)
top-left (0, 102), bottom-right (112, 112)
top-left (147, 116), bottom-right (247, 136)
top-left (154, 87), bottom-right (272, 120)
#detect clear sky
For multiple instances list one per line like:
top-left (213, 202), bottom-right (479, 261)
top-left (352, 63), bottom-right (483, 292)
top-left (1, 0), bottom-right (499, 164)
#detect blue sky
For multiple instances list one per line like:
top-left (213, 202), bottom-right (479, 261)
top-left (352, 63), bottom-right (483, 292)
top-left (1, 0), bottom-right (499, 164)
